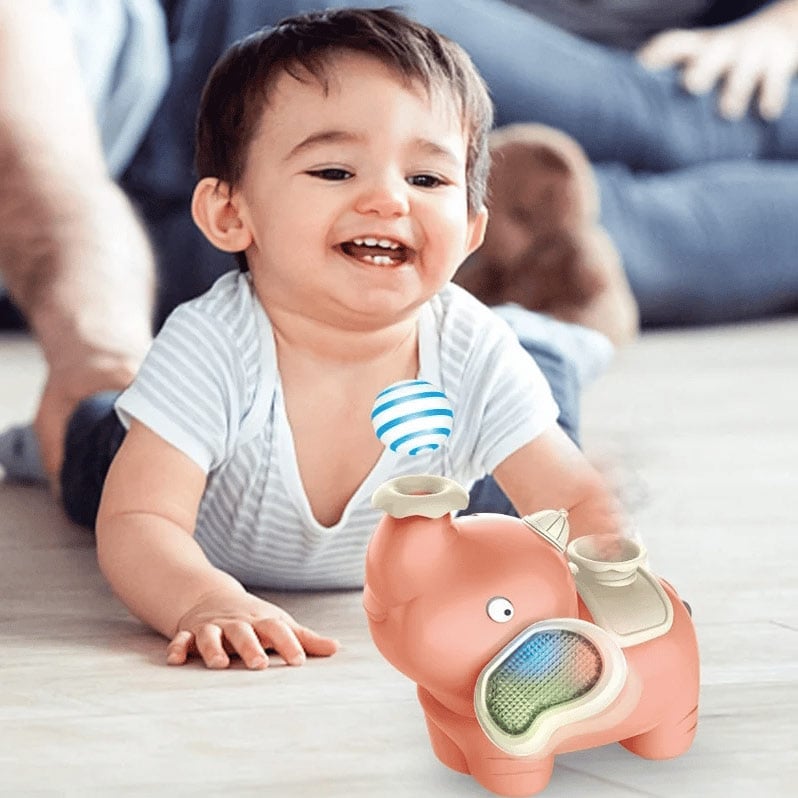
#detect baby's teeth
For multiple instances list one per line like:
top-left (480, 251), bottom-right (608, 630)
top-left (365, 255), bottom-right (394, 265)
top-left (349, 237), bottom-right (401, 251)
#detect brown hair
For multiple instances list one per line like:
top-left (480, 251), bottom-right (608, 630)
top-left (195, 7), bottom-right (493, 229)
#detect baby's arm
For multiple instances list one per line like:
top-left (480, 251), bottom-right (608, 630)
top-left (492, 425), bottom-right (623, 538)
top-left (95, 420), bottom-right (339, 669)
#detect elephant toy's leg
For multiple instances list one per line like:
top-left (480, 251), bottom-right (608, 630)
top-left (423, 714), bottom-right (469, 774)
top-left (620, 701), bottom-right (699, 759)
top-left (470, 754), bottom-right (556, 798)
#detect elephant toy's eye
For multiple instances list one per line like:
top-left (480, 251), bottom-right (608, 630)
top-left (486, 597), bottom-right (514, 623)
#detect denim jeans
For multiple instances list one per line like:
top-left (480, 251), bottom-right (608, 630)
top-left (122, 0), bottom-right (798, 329)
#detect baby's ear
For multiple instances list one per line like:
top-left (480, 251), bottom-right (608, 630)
top-left (191, 178), bottom-right (253, 252)
top-left (466, 206), bottom-right (489, 256)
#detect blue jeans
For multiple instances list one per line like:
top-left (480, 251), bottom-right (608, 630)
top-left (59, 339), bottom-right (580, 528)
top-left (122, 0), bottom-right (798, 328)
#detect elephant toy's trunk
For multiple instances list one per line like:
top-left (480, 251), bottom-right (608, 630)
top-left (371, 475), bottom-right (469, 519)
top-left (365, 475), bottom-right (469, 615)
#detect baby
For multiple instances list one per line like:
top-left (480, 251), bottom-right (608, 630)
top-left (57, 8), bottom-right (622, 670)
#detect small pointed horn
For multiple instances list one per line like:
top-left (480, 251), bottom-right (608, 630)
top-left (522, 508), bottom-right (570, 551)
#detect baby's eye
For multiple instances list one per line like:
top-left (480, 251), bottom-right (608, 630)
top-left (408, 173), bottom-right (445, 188)
top-left (307, 168), bottom-right (352, 181)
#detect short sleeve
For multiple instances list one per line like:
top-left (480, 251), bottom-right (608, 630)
top-left (115, 302), bottom-right (247, 472)
top-left (433, 287), bottom-right (560, 482)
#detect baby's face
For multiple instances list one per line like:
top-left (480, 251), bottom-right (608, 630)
top-left (235, 51), bottom-right (487, 329)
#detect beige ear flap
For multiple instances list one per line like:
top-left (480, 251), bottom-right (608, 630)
top-left (522, 509), bottom-right (570, 551)
top-left (191, 177), bottom-right (253, 253)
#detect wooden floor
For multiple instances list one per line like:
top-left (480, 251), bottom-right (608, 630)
top-left (1, 320), bottom-right (796, 797)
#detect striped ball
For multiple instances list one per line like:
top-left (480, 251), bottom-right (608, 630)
top-left (371, 380), bottom-right (453, 456)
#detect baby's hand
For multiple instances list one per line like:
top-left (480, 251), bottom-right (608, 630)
top-left (166, 588), bottom-right (340, 669)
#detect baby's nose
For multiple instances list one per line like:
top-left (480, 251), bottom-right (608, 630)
top-left (355, 175), bottom-right (410, 217)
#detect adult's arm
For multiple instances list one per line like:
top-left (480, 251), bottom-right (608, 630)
top-left (0, 0), bottom-right (156, 480)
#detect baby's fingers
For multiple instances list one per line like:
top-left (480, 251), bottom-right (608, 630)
top-left (256, 618), bottom-right (307, 666)
top-left (194, 624), bottom-right (230, 669)
top-left (223, 621), bottom-right (270, 670)
top-left (166, 630), bottom-right (195, 666)
top-left (292, 624), bottom-right (340, 658)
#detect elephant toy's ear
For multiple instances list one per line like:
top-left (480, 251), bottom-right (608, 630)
top-left (522, 509), bottom-right (570, 551)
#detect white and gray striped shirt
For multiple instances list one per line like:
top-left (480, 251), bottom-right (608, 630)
top-left (116, 271), bottom-right (558, 590)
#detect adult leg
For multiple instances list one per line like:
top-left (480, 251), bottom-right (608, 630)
top-left (596, 160), bottom-right (798, 325)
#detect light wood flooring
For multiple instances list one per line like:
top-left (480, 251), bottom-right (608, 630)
top-left (1, 320), bottom-right (796, 797)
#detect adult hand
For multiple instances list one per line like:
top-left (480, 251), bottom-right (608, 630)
top-left (33, 347), bottom-right (145, 488)
top-left (166, 588), bottom-right (341, 669)
top-left (637, 1), bottom-right (798, 120)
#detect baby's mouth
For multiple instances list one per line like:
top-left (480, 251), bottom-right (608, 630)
top-left (339, 237), bottom-right (410, 266)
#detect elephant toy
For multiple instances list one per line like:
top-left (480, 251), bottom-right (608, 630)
top-left (364, 474), bottom-right (700, 797)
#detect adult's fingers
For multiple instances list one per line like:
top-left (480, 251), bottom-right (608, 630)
top-left (758, 51), bottom-right (798, 120)
top-left (637, 29), bottom-right (703, 69)
top-left (679, 37), bottom-right (735, 95)
top-left (718, 48), bottom-right (766, 119)
top-left (32, 378), bottom-right (74, 487)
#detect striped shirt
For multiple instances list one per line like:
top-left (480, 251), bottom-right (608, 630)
top-left (116, 271), bottom-right (558, 590)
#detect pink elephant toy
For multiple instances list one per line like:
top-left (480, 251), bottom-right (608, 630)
top-left (364, 475), bottom-right (700, 797)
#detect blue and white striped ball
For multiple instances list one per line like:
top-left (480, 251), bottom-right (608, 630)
top-left (371, 380), bottom-right (453, 456)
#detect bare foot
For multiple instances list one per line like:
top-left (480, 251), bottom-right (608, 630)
top-left (454, 124), bottom-right (639, 345)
